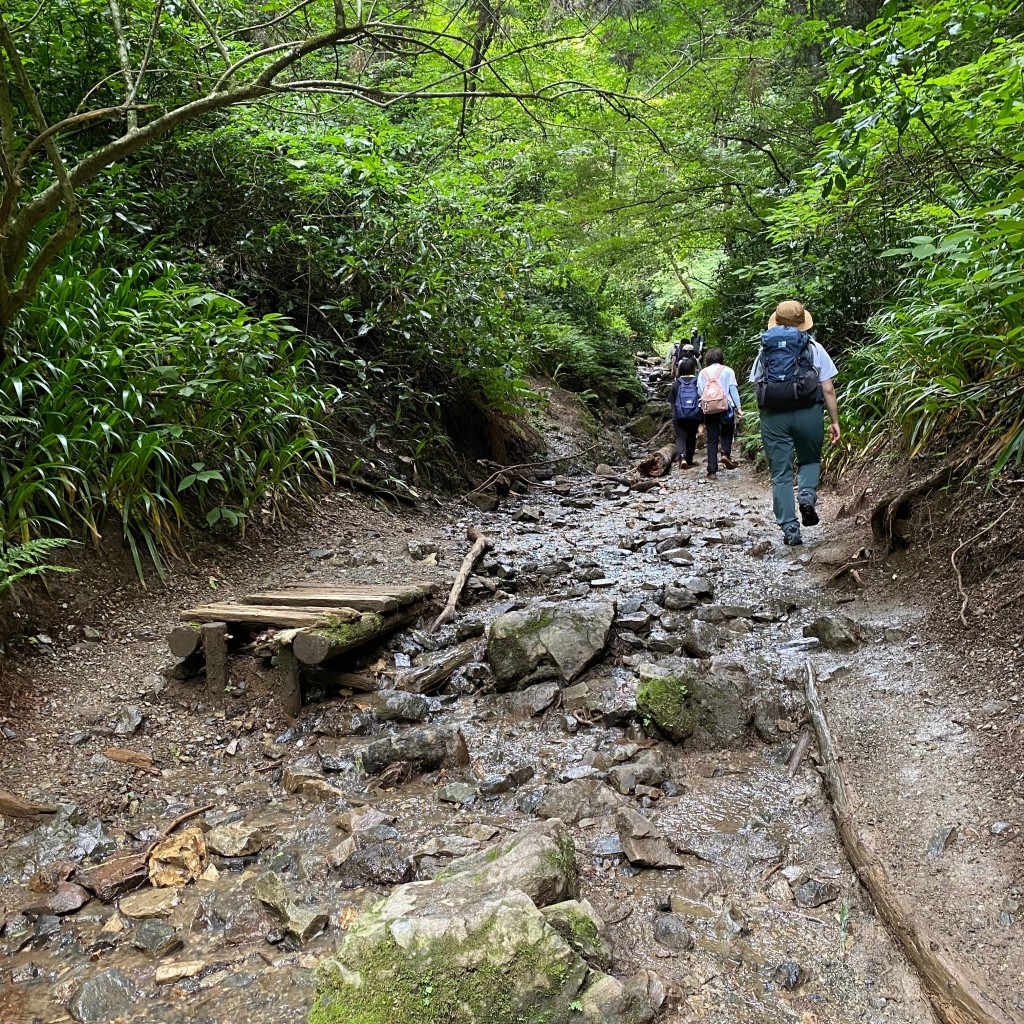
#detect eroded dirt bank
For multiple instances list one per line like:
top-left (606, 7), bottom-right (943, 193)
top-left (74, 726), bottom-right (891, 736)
top-left (1, 389), bottom-right (1021, 1024)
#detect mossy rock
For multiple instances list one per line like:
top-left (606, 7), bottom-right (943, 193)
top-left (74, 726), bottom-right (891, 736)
top-left (635, 661), bottom-right (702, 743)
top-left (487, 600), bottom-right (616, 689)
top-left (309, 886), bottom-right (588, 1024)
top-left (625, 414), bottom-right (660, 441)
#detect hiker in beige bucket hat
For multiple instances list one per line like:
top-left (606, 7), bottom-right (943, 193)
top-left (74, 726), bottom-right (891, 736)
top-left (749, 300), bottom-right (840, 546)
top-left (767, 299), bottom-right (814, 331)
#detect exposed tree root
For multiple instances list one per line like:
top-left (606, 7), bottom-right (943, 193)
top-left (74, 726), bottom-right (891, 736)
top-left (951, 498), bottom-right (1019, 626)
top-left (805, 660), bottom-right (1022, 1024)
top-left (870, 460), bottom-right (968, 548)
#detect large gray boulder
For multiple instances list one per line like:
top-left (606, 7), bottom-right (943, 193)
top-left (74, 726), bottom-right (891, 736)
top-left (310, 819), bottom-right (662, 1024)
top-left (488, 599), bottom-right (616, 689)
top-left (437, 818), bottom-right (578, 906)
top-left (535, 779), bottom-right (623, 825)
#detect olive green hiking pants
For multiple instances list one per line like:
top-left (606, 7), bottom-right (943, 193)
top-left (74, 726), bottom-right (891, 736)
top-left (759, 405), bottom-right (824, 534)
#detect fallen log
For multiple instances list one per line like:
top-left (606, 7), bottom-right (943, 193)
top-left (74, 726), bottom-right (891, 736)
top-left (0, 788), bottom-right (58, 817)
top-left (429, 527), bottom-right (493, 633)
top-left (292, 607), bottom-right (421, 666)
top-left (633, 442), bottom-right (676, 478)
top-left (805, 660), bottom-right (1021, 1024)
top-left (393, 640), bottom-right (479, 694)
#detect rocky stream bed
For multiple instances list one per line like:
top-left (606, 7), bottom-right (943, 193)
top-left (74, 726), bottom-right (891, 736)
top-left (1, 369), bottom-right (1019, 1024)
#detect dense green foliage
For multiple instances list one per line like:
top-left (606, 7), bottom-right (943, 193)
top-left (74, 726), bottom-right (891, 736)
top-left (2, 0), bottom-right (1022, 577)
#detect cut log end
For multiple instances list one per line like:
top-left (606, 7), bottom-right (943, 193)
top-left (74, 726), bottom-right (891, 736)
top-left (167, 625), bottom-right (201, 658)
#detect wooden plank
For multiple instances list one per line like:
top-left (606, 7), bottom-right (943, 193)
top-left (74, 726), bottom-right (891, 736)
top-left (267, 583), bottom-right (434, 609)
top-left (180, 603), bottom-right (362, 628)
top-left (203, 622), bottom-right (228, 699)
top-left (244, 590), bottom-right (402, 613)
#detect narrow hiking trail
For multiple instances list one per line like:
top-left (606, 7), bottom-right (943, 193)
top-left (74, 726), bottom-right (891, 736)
top-left (0, 367), bottom-right (1021, 1024)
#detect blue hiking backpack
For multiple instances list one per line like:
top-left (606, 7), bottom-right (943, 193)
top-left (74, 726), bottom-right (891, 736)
top-left (673, 376), bottom-right (702, 421)
top-left (755, 326), bottom-right (821, 411)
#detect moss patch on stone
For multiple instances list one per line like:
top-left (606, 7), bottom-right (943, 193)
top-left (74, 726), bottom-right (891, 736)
top-left (309, 919), bottom-right (582, 1024)
top-left (636, 670), bottom-right (696, 743)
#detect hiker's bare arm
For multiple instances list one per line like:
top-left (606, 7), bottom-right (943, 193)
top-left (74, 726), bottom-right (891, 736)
top-left (821, 379), bottom-right (841, 442)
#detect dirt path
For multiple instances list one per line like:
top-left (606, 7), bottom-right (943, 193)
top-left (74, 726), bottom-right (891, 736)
top-left (0, 393), bottom-right (1020, 1023)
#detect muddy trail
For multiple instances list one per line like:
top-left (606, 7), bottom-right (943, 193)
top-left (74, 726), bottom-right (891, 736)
top-left (1, 364), bottom-right (1021, 1024)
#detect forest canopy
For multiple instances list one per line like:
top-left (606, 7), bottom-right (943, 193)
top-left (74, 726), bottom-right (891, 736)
top-left (1, 0), bottom-right (1023, 572)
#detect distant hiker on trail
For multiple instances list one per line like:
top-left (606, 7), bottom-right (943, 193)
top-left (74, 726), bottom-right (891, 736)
top-left (750, 300), bottom-right (841, 547)
top-left (669, 329), bottom-right (703, 376)
top-left (671, 356), bottom-right (702, 469)
top-left (697, 347), bottom-right (742, 480)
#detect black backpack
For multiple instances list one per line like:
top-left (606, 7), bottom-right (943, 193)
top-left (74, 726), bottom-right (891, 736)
top-left (755, 327), bottom-right (821, 411)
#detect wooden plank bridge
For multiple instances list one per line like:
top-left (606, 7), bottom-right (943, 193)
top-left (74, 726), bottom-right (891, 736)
top-left (167, 582), bottom-right (437, 715)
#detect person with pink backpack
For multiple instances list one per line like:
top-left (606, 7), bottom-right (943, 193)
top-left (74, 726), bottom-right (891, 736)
top-left (697, 347), bottom-right (743, 480)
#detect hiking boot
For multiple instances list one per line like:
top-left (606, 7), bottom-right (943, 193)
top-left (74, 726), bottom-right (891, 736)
top-left (721, 454), bottom-right (737, 470)
top-left (707, 473), bottom-right (717, 481)
top-left (783, 533), bottom-right (803, 547)
top-left (797, 489), bottom-right (819, 526)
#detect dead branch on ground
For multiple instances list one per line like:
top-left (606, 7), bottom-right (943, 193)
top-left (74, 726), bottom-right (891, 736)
top-left (429, 526), bottom-right (493, 632)
top-left (805, 659), bottom-right (1021, 1024)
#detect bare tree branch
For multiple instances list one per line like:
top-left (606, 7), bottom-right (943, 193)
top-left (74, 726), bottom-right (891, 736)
top-left (183, 0), bottom-right (229, 70)
top-left (129, 0), bottom-right (165, 110)
top-left (106, 0), bottom-right (138, 131)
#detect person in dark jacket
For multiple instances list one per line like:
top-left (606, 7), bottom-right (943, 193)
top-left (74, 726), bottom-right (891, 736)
top-left (670, 356), bottom-right (702, 468)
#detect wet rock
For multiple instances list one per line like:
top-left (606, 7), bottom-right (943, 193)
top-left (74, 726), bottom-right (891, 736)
top-left (467, 491), bottom-right (498, 513)
top-left (542, 899), bottom-right (613, 971)
top-left (437, 781), bottom-right (478, 806)
top-left (0, 805), bottom-right (115, 883)
top-left (627, 413), bottom-right (660, 440)
top-left (635, 660), bottom-right (702, 742)
top-left (76, 852), bottom-right (149, 903)
top-left (487, 598), bottom-right (616, 689)
top-left (118, 887), bottom-right (180, 919)
top-left (362, 725), bottom-right (468, 776)
top-left (661, 585), bottom-right (697, 611)
top-left (315, 886), bottom-right (588, 1021)
top-left (513, 505), bottom-right (542, 523)
top-left (748, 539), bottom-right (773, 557)
top-left (591, 833), bottom-right (625, 857)
top-left (792, 877), bottom-right (841, 908)
top-left (68, 968), bottom-right (137, 1024)
top-left (990, 820), bottom-right (1013, 836)
top-left (615, 807), bottom-right (683, 868)
top-left (803, 615), bottom-right (862, 650)
top-left (655, 532), bottom-right (692, 553)
top-left (653, 912), bottom-right (693, 951)
top-left (578, 971), bottom-right (664, 1024)
top-left (336, 806), bottom-right (395, 833)
top-left (926, 825), bottom-right (957, 859)
top-left (535, 780), bottom-right (623, 825)
top-left (205, 822), bottom-right (267, 858)
top-left (771, 961), bottom-right (805, 990)
top-left (562, 675), bottom-right (634, 726)
top-left (112, 705), bottom-right (143, 736)
top-left (682, 576), bottom-right (714, 599)
top-left (328, 835), bottom-right (414, 888)
top-left (281, 766), bottom-right (347, 802)
top-left (130, 918), bottom-right (183, 958)
top-left (252, 872), bottom-right (327, 943)
top-left (407, 541), bottom-right (439, 561)
top-left (438, 820), bottom-right (578, 907)
top-left (319, 738), bottom-right (368, 773)
top-left (370, 690), bottom-right (431, 723)
top-left (679, 621), bottom-right (720, 659)
top-left (607, 749), bottom-right (668, 795)
top-left (503, 680), bottom-right (560, 717)
top-left (616, 611), bottom-right (653, 634)
top-left (479, 765), bottom-right (535, 796)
